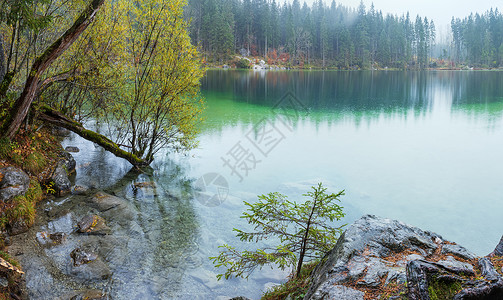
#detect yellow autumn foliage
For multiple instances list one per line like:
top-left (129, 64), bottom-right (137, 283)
top-left (46, 0), bottom-right (206, 163)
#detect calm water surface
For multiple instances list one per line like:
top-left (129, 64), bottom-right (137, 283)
top-left (197, 70), bottom-right (503, 255)
top-left (24, 70), bottom-right (503, 299)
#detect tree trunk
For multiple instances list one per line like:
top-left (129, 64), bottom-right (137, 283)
top-left (1, 0), bottom-right (105, 139)
top-left (38, 106), bottom-right (148, 167)
top-left (0, 34), bottom-right (5, 82)
top-left (296, 194), bottom-right (318, 278)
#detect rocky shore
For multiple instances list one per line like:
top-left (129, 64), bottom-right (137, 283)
top-left (2, 144), bottom-right (502, 299)
top-left (304, 214), bottom-right (503, 300)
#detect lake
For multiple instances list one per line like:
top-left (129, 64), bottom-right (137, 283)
top-left (196, 69), bottom-right (503, 255)
top-left (17, 70), bottom-right (503, 299)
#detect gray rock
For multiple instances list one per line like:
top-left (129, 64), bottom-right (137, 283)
top-left (406, 260), bottom-right (439, 300)
top-left (0, 166), bottom-right (30, 202)
top-left (51, 164), bottom-right (72, 196)
top-left (479, 257), bottom-right (500, 282)
top-left (396, 254), bottom-right (424, 267)
top-left (77, 215), bottom-right (110, 235)
top-left (59, 151), bottom-right (76, 173)
top-left (70, 248), bottom-right (98, 266)
top-left (453, 278), bottom-right (503, 299)
top-left (442, 243), bottom-right (477, 260)
top-left (304, 215), bottom-right (442, 299)
top-left (8, 219), bottom-right (30, 235)
top-left (90, 192), bottom-right (124, 212)
top-left (309, 284), bottom-right (364, 300)
top-left (64, 146), bottom-right (80, 153)
top-left (52, 126), bottom-right (71, 137)
top-left (0, 276), bottom-right (8, 288)
top-left (50, 151), bottom-right (76, 196)
top-left (361, 258), bottom-right (388, 287)
top-left (69, 289), bottom-right (106, 300)
top-left (437, 256), bottom-right (475, 274)
top-left (492, 235), bottom-right (503, 256)
top-left (36, 231), bottom-right (67, 246)
top-left (385, 267), bottom-right (407, 285)
top-left (68, 257), bottom-right (112, 281)
top-left (72, 184), bottom-right (90, 195)
top-left (347, 256), bottom-right (367, 280)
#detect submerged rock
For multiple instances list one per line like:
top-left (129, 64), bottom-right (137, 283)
top-left (72, 184), bottom-right (90, 195)
top-left (36, 231), bottom-right (67, 246)
top-left (89, 192), bottom-right (124, 212)
top-left (65, 146), bottom-right (80, 153)
top-left (0, 166), bottom-right (30, 202)
top-left (69, 289), bottom-right (107, 300)
top-left (70, 248), bottom-right (98, 266)
top-left (77, 215), bottom-right (110, 235)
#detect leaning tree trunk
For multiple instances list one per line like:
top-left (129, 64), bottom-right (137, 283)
top-left (0, 34), bottom-right (5, 82)
top-left (1, 0), bottom-right (105, 140)
top-left (38, 106), bottom-right (148, 167)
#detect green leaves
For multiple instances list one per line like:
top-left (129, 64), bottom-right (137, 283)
top-left (210, 183), bottom-right (346, 280)
top-left (1, 0), bottom-right (53, 31)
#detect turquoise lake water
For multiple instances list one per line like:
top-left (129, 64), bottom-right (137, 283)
top-left (53, 69), bottom-right (503, 299)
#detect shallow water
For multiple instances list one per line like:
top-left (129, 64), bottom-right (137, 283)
top-left (11, 70), bottom-right (503, 299)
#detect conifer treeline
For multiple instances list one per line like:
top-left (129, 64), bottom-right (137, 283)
top-left (185, 0), bottom-right (436, 69)
top-left (451, 9), bottom-right (503, 67)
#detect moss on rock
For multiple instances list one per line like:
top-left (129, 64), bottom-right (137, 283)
top-left (427, 276), bottom-right (463, 300)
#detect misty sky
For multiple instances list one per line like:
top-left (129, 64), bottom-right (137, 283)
top-left (309, 0), bottom-right (501, 27)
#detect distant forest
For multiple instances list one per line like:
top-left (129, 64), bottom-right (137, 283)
top-left (452, 9), bottom-right (503, 68)
top-left (185, 0), bottom-right (436, 69)
top-left (184, 0), bottom-right (503, 69)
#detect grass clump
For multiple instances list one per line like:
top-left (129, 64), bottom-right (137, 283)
top-left (23, 152), bottom-right (47, 174)
top-left (0, 180), bottom-right (43, 231)
top-left (428, 277), bottom-right (463, 300)
top-left (0, 251), bottom-right (20, 268)
top-left (261, 261), bottom-right (318, 300)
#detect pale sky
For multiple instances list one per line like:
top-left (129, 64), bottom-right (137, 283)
top-left (307, 0), bottom-right (502, 27)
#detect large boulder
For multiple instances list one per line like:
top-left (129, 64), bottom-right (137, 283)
top-left (304, 215), bottom-right (481, 300)
top-left (0, 167), bottom-right (30, 202)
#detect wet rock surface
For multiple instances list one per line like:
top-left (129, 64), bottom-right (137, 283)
top-left (72, 184), bottom-right (90, 195)
top-left (63, 289), bottom-right (107, 300)
top-left (36, 231), bottom-right (67, 247)
top-left (0, 166), bottom-right (30, 202)
top-left (65, 146), bottom-right (80, 153)
top-left (70, 248), bottom-right (98, 266)
top-left (7, 184), bottom-right (212, 299)
top-left (77, 215), bottom-right (110, 235)
top-left (50, 152), bottom-right (76, 196)
top-left (304, 215), bottom-right (503, 300)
